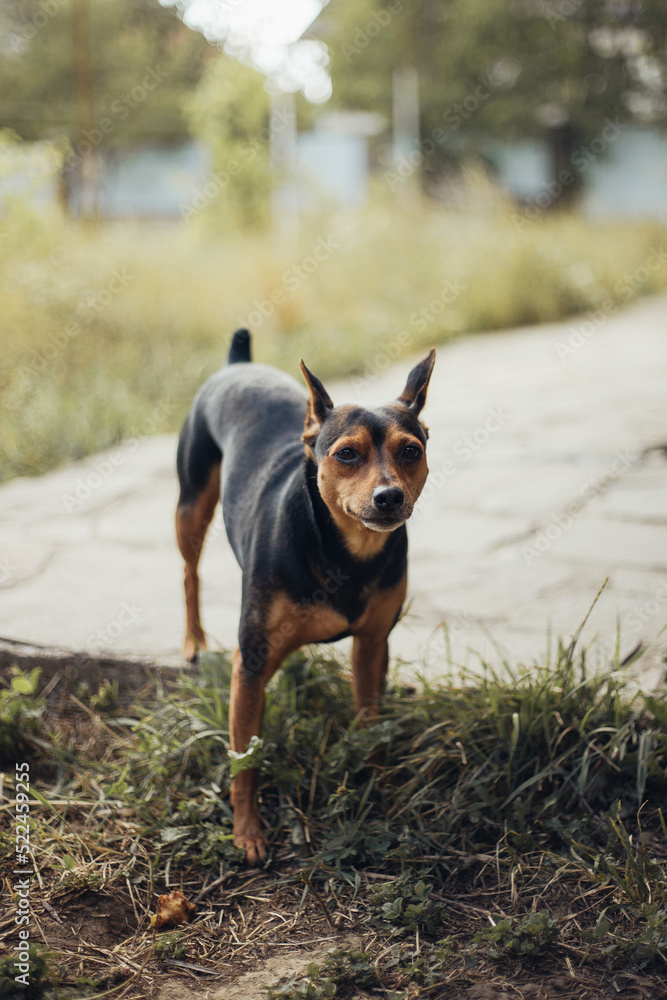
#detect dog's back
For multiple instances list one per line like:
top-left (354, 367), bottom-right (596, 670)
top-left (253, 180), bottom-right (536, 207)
top-left (177, 332), bottom-right (309, 565)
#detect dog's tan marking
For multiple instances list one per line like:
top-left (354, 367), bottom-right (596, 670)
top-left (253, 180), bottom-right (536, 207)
top-left (265, 592), bottom-right (350, 654)
top-left (319, 494), bottom-right (391, 560)
top-left (384, 425), bottom-right (429, 503)
top-left (229, 646), bottom-right (272, 865)
top-left (350, 574), bottom-right (407, 720)
top-left (384, 425), bottom-right (421, 457)
top-left (266, 581), bottom-right (407, 716)
top-left (175, 463), bottom-right (220, 661)
top-left (316, 426), bottom-right (388, 560)
top-left (328, 430), bottom-right (372, 458)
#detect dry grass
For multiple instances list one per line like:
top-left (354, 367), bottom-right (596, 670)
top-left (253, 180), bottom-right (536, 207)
top-left (1, 175), bottom-right (667, 480)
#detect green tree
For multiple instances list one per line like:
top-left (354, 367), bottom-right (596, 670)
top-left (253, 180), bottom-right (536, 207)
top-left (183, 55), bottom-right (273, 228)
top-left (323, 0), bottom-right (667, 196)
top-left (0, 0), bottom-right (211, 147)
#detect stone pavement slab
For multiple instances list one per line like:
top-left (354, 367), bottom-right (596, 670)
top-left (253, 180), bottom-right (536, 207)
top-left (1, 294), bottom-right (666, 688)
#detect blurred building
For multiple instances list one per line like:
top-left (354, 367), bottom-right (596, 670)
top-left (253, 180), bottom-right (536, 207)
top-left (3, 125), bottom-right (667, 221)
top-left (294, 111), bottom-right (384, 209)
top-left (486, 128), bottom-right (667, 220)
top-left (69, 142), bottom-right (210, 219)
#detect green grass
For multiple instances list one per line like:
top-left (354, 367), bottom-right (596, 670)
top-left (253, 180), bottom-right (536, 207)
top-left (1, 633), bottom-right (666, 997)
top-left (1, 181), bottom-right (667, 481)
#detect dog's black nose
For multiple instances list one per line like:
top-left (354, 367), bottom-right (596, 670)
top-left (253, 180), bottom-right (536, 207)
top-left (373, 486), bottom-right (404, 512)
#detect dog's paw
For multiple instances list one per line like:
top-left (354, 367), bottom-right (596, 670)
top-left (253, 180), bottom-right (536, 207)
top-left (234, 821), bottom-right (269, 866)
top-left (182, 632), bottom-right (207, 663)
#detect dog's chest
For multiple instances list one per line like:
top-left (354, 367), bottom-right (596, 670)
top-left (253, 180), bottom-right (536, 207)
top-left (266, 585), bottom-right (380, 651)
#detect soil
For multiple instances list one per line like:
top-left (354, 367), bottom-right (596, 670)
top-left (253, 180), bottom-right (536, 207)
top-left (29, 885), bottom-right (666, 1000)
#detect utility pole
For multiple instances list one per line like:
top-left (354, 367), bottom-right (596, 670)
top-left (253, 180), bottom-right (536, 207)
top-left (390, 1), bottom-right (420, 202)
top-left (269, 89), bottom-right (299, 238)
top-left (392, 65), bottom-right (420, 201)
top-left (71, 0), bottom-right (98, 222)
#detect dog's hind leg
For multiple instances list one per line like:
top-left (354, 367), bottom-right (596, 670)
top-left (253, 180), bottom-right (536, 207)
top-left (176, 418), bottom-right (222, 661)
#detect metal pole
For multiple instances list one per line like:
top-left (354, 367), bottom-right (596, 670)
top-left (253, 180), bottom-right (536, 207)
top-left (270, 90), bottom-right (298, 237)
top-left (392, 65), bottom-right (420, 201)
top-left (71, 0), bottom-right (98, 222)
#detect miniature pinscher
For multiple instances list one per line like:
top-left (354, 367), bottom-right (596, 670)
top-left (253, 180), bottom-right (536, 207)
top-left (176, 330), bottom-right (435, 864)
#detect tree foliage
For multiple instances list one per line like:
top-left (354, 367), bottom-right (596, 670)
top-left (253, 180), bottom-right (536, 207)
top-left (183, 55), bottom-right (273, 228)
top-left (324, 0), bottom-right (667, 182)
top-left (0, 0), bottom-right (211, 147)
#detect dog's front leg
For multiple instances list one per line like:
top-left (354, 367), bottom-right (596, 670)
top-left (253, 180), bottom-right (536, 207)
top-left (351, 634), bottom-right (389, 722)
top-left (351, 577), bottom-right (407, 723)
top-left (228, 646), bottom-right (273, 865)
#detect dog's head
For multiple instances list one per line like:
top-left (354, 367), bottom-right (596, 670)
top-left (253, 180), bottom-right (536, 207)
top-left (300, 351), bottom-right (435, 558)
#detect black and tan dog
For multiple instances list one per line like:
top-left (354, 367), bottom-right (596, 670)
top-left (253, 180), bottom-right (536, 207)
top-left (176, 330), bottom-right (435, 863)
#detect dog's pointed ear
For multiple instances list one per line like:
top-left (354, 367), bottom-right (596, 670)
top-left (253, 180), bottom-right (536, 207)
top-left (397, 349), bottom-right (436, 417)
top-left (300, 360), bottom-right (334, 446)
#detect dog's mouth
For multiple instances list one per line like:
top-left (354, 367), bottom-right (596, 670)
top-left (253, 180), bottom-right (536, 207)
top-left (362, 516), bottom-right (405, 532)
top-left (345, 506), bottom-right (407, 532)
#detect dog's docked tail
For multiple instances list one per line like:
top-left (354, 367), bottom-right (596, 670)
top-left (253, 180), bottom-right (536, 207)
top-left (228, 328), bottom-right (252, 364)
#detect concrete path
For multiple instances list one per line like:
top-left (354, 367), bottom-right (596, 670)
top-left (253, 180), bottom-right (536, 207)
top-left (1, 295), bottom-right (667, 688)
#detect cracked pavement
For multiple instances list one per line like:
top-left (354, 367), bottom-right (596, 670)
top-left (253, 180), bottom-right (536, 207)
top-left (1, 294), bottom-right (666, 687)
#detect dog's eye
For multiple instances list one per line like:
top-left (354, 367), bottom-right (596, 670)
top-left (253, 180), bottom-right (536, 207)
top-left (335, 447), bottom-right (357, 463)
top-left (402, 444), bottom-right (422, 461)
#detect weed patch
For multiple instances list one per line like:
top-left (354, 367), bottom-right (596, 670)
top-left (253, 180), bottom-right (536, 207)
top-left (0, 667), bottom-right (44, 766)
top-left (0, 637), bottom-right (666, 998)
